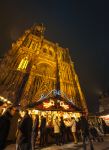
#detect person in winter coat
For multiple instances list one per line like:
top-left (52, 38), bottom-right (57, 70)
top-left (39, 116), bottom-right (46, 147)
top-left (89, 124), bottom-right (104, 142)
top-left (53, 116), bottom-right (60, 145)
top-left (0, 106), bottom-right (17, 150)
top-left (64, 118), bottom-right (72, 142)
top-left (76, 118), bottom-right (82, 142)
top-left (32, 114), bottom-right (39, 149)
top-left (101, 118), bottom-right (107, 134)
top-left (71, 117), bottom-right (78, 144)
top-left (60, 117), bottom-right (66, 144)
top-left (80, 114), bottom-right (94, 150)
top-left (17, 110), bottom-right (33, 150)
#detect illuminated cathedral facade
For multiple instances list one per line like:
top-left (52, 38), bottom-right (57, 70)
top-left (0, 24), bottom-right (88, 113)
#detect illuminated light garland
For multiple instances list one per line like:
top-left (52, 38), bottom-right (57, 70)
top-left (0, 96), bottom-right (12, 104)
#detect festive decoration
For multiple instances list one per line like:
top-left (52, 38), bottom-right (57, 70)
top-left (43, 100), bottom-right (54, 108)
top-left (60, 101), bottom-right (69, 110)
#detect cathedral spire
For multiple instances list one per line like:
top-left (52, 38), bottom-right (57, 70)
top-left (31, 23), bottom-right (46, 37)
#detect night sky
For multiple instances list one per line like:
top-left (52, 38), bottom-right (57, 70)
top-left (0, 0), bottom-right (109, 112)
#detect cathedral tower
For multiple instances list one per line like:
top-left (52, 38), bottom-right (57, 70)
top-left (0, 24), bottom-right (88, 113)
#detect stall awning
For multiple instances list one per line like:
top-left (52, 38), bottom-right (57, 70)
top-left (97, 109), bottom-right (109, 116)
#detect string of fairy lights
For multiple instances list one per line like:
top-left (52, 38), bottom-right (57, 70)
top-left (0, 96), bottom-right (12, 104)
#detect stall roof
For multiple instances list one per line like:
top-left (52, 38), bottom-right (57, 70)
top-left (97, 109), bottom-right (109, 116)
top-left (26, 96), bottom-right (82, 112)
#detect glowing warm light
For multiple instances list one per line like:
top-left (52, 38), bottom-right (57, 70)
top-left (0, 96), bottom-right (12, 104)
top-left (7, 101), bottom-right (11, 104)
top-left (31, 109), bottom-right (38, 114)
top-left (19, 111), bottom-right (25, 117)
top-left (17, 57), bottom-right (28, 70)
top-left (100, 115), bottom-right (109, 126)
top-left (100, 115), bottom-right (109, 119)
top-left (2, 108), bottom-right (6, 114)
top-left (63, 113), bottom-right (70, 119)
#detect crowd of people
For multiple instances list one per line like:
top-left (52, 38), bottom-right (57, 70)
top-left (0, 103), bottom-right (108, 150)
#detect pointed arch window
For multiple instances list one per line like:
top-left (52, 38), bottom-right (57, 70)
top-left (17, 57), bottom-right (29, 70)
